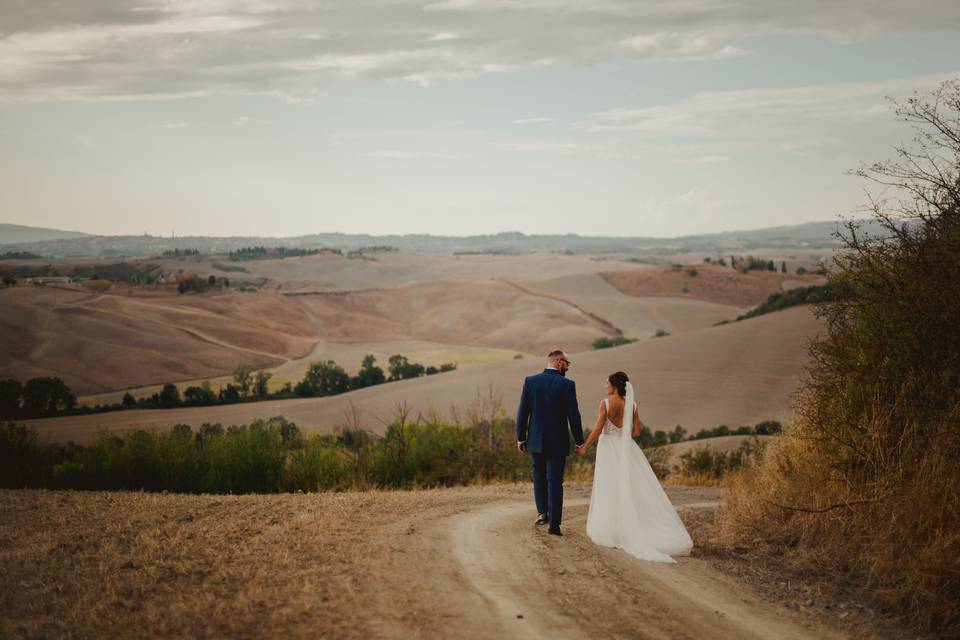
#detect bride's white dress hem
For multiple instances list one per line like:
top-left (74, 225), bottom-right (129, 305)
top-left (585, 389), bottom-right (693, 563)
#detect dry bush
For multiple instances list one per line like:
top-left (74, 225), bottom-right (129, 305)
top-left (719, 79), bottom-right (960, 635)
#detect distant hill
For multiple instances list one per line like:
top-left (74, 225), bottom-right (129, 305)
top-left (0, 219), bottom-right (887, 258)
top-left (0, 224), bottom-right (90, 245)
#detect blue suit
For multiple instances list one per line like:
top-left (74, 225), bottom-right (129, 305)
top-left (516, 368), bottom-right (584, 528)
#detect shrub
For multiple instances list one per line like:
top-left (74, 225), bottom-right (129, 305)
top-left (679, 437), bottom-right (766, 479)
top-left (283, 435), bottom-right (353, 491)
top-left (644, 444), bottom-right (672, 480)
top-left (591, 336), bottom-right (637, 350)
top-left (158, 383), bottom-right (181, 408)
top-left (735, 283), bottom-right (836, 321)
top-left (719, 80), bottom-right (960, 635)
top-left (0, 422), bottom-right (45, 487)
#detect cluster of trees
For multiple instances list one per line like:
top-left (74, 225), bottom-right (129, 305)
top-left (633, 420), bottom-right (782, 449)
top-left (228, 246), bottom-right (338, 261)
top-left (706, 255), bottom-right (822, 275)
top-left (0, 261), bottom-right (162, 285)
top-left (0, 377), bottom-right (77, 419)
top-left (86, 355), bottom-right (457, 415)
top-left (162, 248), bottom-right (201, 257)
top-left (2, 251), bottom-right (42, 259)
top-left (735, 284), bottom-right (836, 321)
top-left (738, 256), bottom-right (778, 272)
top-left (211, 262), bottom-right (248, 273)
top-left (347, 246), bottom-right (398, 257)
top-left (591, 336), bottom-right (637, 350)
top-left (1, 353), bottom-right (459, 420)
top-left (290, 355), bottom-right (456, 398)
top-left (72, 262), bottom-right (159, 283)
top-left (177, 275), bottom-right (230, 294)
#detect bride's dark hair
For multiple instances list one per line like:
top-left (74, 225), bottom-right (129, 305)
top-left (608, 371), bottom-right (629, 397)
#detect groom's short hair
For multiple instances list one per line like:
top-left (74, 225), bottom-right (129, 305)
top-left (547, 349), bottom-right (565, 359)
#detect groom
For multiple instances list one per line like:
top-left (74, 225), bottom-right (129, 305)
top-left (516, 349), bottom-right (585, 536)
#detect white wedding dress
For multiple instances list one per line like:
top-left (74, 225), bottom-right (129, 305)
top-left (585, 382), bottom-right (693, 562)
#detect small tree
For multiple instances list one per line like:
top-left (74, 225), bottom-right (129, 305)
top-left (122, 392), bottom-right (136, 407)
top-left (22, 377), bottom-right (76, 417)
top-left (297, 361), bottom-right (349, 396)
top-left (219, 384), bottom-right (241, 402)
top-left (158, 383), bottom-right (181, 408)
top-left (351, 355), bottom-right (386, 389)
top-left (753, 420), bottom-right (782, 435)
top-left (233, 364), bottom-right (254, 397)
top-left (669, 425), bottom-right (687, 443)
top-left (253, 371), bottom-right (273, 398)
top-left (0, 379), bottom-right (23, 419)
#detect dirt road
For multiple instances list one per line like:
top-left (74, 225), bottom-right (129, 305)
top-left (369, 485), bottom-right (852, 640)
top-left (0, 485), bottom-right (875, 639)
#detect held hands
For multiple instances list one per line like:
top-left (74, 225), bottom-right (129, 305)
top-left (574, 443), bottom-right (587, 457)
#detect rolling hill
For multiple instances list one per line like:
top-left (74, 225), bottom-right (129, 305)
top-left (27, 306), bottom-right (821, 444)
top-left (0, 219), bottom-right (881, 258)
top-left (0, 223), bottom-right (90, 245)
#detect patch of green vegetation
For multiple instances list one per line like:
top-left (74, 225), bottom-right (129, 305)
top-left (591, 336), bottom-right (638, 350)
top-left (735, 283), bottom-right (837, 321)
top-left (212, 262), bottom-right (249, 273)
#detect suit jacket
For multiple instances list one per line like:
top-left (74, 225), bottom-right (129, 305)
top-left (516, 368), bottom-right (585, 455)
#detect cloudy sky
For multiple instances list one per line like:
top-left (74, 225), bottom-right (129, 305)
top-left (1, 0), bottom-right (959, 238)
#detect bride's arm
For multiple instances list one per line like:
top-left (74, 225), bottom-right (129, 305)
top-left (631, 403), bottom-right (643, 438)
top-left (577, 401), bottom-right (607, 453)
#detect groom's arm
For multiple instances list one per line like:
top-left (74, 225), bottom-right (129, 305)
top-left (567, 381), bottom-right (585, 446)
top-left (516, 379), bottom-right (531, 446)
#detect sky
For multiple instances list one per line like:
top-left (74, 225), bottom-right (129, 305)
top-left (1, 0), bottom-right (959, 239)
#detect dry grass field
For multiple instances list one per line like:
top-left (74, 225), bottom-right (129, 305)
top-left (2, 252), bottom-right (811, 399)
top-left (603, 263), bottom-right (826, 307)
top-left (0, 483), bottom-right (907, 640)
top-left (5, 249), bottom-right (827, 452)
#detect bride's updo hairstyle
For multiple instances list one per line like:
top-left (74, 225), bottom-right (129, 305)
top-left (608, 371), bottom-right (629, 397)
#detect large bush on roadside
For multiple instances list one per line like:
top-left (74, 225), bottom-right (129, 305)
top-left (720, 80), bottom-right (960, 635)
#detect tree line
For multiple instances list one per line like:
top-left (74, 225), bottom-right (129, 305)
top-left (0, 412), bottom-right (778, 493)
top-left (634, 420), bottom-right (781, 448)
top-left (0, 355), bottom-right (458, 420)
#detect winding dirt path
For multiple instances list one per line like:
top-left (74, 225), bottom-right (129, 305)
top-left (376, 487), bottom-right (851, 640)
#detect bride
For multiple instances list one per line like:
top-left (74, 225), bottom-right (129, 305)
top-left (575, 371), bottom-right (693, 562)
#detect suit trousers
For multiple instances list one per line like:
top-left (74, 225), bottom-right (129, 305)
top-left (530, 451), bottom-right (567, 528)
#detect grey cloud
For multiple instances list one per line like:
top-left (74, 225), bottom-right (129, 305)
top-left (579, 74), bottom-right (960, 140)
top-left (1, 0), bottom-right (959, 101)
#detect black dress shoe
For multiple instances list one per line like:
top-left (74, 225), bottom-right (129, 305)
top-left (535, 514), bottom-right (549, 526)
top-left (548, 526), bottom-right (562, 536)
